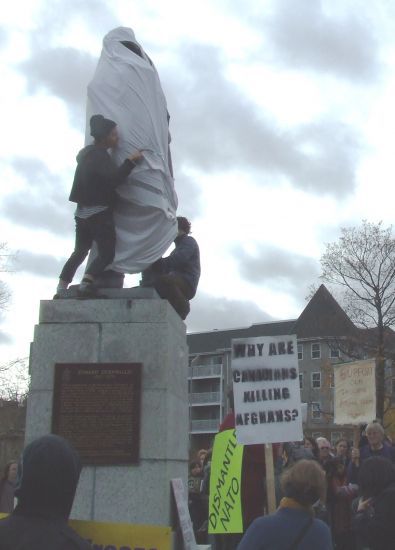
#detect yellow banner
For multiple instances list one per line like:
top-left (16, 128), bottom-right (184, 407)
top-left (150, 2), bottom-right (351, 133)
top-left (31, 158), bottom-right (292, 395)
top-left (208, 429), bottom-right (244, 534)
top-left (0, 514), bottom-right (171, 550)
top-left (70, 519), bottom-right (171, 550)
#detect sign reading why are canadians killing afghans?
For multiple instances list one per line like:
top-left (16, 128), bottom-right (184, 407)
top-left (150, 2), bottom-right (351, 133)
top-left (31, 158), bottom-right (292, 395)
top-left (232, 335), bottom-right (303, 445)
top-left (334, 358), bottom-right (376, 425)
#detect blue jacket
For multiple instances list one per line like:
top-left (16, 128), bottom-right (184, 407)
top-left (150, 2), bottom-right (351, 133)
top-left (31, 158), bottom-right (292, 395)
top-left (161, 234), bottom-right (200, 297)
top-left (237, 507), bottom-right (333, 550)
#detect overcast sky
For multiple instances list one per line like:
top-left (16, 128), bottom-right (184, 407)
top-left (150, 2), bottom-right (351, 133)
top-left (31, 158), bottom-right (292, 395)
top-left (1, 0), bottom-right (395, 363)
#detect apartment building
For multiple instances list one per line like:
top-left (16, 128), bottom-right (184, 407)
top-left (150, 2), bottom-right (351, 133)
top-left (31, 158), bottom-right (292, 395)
top-left (186, 285), bottom-right (358, 454)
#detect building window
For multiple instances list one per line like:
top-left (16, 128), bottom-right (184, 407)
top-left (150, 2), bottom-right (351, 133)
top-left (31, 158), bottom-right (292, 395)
top-left (311, 402), bottom-right (321, 420)
top-left (312, 431), bottom-right (322, 439)
top-left (311, 343), bottom-right (321, 359)
top-left (330, 373), bottom-right (335, 388)
top-left (298, 344), bottom-right (303, 360)
top-left (330, 347), bottom-right (340, 359)
top-left (299, 373), bottom-right (304, 389)
top-left (311, 372), bottom-right (321, 389)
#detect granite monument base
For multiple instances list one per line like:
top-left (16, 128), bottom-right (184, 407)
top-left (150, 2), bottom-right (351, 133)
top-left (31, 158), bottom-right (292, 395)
top-left (26, 289), bottom-right (189, 528)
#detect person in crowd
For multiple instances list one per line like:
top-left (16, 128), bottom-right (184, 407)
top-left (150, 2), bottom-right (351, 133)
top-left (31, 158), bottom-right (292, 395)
top-left (0, 461), bottom-right (17, 513)
top-left (56, 114), bottom-right (143, 297)
top-left (188, 460), bottom-right (205, 538)
top-left (141, 216), bottom-right (200, 319)
top-left (334, 438), bottom-right (351, 466)
top-left (197, 448), bottom-right (208, 468)
top-left (237, 459), bottom-right (333, 550)
top-left (303, 436), bottom-right (319, 460)
top-left (326, 458), bottom-right (357, 550)
top-left (0, 434), bottom-right (92, 549)
top-left (352, 456), bottom-right (395, 550)
top-left (316, 437), bottom-right (334, 467)
top-left (348, 422), bottom-right (395, 484)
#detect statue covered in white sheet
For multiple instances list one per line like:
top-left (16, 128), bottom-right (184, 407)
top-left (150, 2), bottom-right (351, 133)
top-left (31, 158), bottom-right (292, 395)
top-left (86, 27), bottom-right (178, 278)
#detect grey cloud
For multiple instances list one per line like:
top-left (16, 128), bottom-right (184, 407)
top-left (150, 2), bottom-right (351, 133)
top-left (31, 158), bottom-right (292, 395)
top-left (164, 43), bottom-right (359, 196)
top-left (186, 292), bottom-right (272, 332)
top-left (14, 250), bottom-right (64, 278)
top-left (20, 48), bottom-right (96, 124)
top-left (263, 0), bottom-right (379, 81)
top-left (0, 27), bottom-right (7, 50)
top-left (19, 0), bottom-right (118, 125)
top-left (2, 158), bottom-right (74, 235)
top-left (0, 330), bottom-right (11, 344)
top-left (173, 171), bottom-right (203, 219)
top-left (235, 244), bottom-right (320, 296)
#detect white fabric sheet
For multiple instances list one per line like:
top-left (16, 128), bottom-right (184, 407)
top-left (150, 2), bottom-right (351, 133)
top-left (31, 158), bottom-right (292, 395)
top-left (86, 27), bottom-right (178, 274)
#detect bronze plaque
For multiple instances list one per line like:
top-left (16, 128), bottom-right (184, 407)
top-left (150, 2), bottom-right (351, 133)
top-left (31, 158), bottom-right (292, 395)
top-left (52, 363), bottom-right (142, 465)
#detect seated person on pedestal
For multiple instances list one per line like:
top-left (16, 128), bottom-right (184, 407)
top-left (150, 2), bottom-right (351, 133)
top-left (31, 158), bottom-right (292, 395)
top-left (141, 216), bottom-right (200, 320)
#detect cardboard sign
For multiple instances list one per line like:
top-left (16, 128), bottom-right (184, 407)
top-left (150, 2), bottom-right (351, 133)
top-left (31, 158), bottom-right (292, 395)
top-left (334, 359), bottom-right (376, 425)
top-left (208, 429), bottom-right (244, 534)
top-left (171, 478), bottom-right (197, 550)
top-left (232, 335), bottom-right (303, 445)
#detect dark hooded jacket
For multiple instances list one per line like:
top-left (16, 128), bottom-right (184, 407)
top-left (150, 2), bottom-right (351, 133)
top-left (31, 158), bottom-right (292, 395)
top-left (68, 145), bottom-right (136, 207)
top-left (353, 482), bottom-right (395, 550)
top-left (160, 234), bottom-right (201, 298)
top-left (0, 434), bottom-right (91, 550)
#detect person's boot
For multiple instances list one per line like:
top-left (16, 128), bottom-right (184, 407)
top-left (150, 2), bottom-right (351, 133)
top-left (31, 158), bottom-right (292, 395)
top-left (77, 277), bottom-right (97, 298)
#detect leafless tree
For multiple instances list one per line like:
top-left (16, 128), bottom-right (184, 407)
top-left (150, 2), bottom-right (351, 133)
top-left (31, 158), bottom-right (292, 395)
top-left (0, 244), bottom-right (29, 402)
top-left (321, 221), bottom-right (395, 422)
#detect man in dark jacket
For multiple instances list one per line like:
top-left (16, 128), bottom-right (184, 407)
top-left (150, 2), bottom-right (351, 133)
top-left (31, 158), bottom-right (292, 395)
top-left (56, 114), bottom-right (143, 297)
top-left (142, 216), bottom-right (200, 319)
top-left (0, 434), bottom-right (91, 550)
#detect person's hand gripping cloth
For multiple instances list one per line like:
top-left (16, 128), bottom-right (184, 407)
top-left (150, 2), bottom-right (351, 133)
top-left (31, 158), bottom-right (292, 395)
top-left (86, 27), bottom-right (178, 275)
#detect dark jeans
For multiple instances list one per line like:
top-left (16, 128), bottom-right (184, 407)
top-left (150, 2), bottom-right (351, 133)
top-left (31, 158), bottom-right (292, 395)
top-left (60, 209), bottom-right (116, 283)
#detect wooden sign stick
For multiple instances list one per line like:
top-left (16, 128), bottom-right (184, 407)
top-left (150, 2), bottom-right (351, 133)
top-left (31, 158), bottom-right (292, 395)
top-left (265, 443), bottom-right (276, 514)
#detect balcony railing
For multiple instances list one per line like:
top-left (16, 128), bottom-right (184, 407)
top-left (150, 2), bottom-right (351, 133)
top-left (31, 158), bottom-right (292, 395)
top-left (189, 392), bottom-right (221, 405)
top-left (189, 364), bottom-right (222, 378)
top-left (190, 419), bottom-right (220, 433)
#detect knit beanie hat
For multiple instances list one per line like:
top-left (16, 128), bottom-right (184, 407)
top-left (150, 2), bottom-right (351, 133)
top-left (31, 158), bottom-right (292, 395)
top-left (90, 114), bottom-right (116, 140)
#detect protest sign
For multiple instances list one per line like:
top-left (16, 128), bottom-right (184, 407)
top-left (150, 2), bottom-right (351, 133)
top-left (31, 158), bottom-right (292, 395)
top-left (334, 359), bottom-right (376, 425)
top-left (208, 429), bottom-right (244, 534)
top-left (232, 335), bottom-right (303, 445)
top-left (171, 478), bottom-right (197, 550)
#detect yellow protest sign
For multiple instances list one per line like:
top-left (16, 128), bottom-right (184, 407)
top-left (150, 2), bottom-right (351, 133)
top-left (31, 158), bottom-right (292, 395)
top-left (208, 429), bottom-right (244, 534)
top-left (70, 519), bottom-right (171, 550)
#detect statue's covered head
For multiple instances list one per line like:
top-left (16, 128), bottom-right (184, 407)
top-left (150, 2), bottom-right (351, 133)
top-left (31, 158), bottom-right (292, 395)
top-left (90, 114), bottom-right (116, 141)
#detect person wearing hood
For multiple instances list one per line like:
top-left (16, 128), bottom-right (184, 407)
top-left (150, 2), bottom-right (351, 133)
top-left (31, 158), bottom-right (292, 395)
top-left (56, 114), bottom-right (143, 297)
top-left (0, 434), bottom-right (91, 550)
top-left (352, 456), bottom-right (395, 550)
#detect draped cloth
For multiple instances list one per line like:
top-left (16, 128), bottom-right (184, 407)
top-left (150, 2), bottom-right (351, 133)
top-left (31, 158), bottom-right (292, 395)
top-left (86, 27), bottom-right (178, 274)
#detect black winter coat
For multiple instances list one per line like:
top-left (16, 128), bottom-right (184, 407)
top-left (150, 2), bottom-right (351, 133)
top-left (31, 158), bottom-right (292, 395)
top-left (0, 435), bottom-right (91, 550)
top-left (69, 145), bottom-right (135, 207)
top-left (353, 482), bottom-right (395, 550)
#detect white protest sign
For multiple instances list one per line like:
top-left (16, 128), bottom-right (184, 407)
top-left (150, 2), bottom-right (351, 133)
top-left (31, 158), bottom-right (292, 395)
top-left (232, 335), bottom-right (303, 445)
top-left (171, 478), bottom-right (197, 550)
top-left (334, 359), bottom-right (376, 425)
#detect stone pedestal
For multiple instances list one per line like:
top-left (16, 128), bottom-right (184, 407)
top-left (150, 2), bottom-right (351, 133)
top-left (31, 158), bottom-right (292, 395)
top-left (26, 290), bottom-right (189, 526)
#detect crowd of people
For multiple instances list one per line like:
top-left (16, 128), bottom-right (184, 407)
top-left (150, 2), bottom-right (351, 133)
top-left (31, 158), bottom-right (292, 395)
top-left (188, 422), bottom-right (395, 550)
